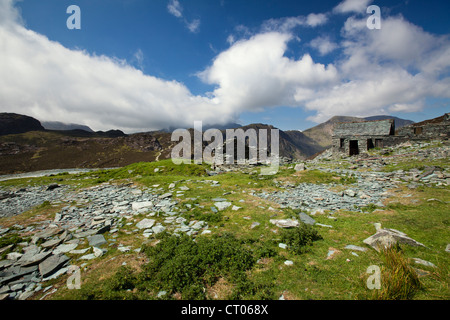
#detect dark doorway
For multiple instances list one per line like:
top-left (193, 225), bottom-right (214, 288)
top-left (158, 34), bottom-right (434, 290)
top-left (367, 139), bottom-right (374, 150)
top-left (349, 140), bottom-right (359, 156)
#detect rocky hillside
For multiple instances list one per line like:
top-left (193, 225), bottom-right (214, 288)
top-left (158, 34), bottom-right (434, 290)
top-left (0, 118), bottom-right (324, 174)
top-left (0, 113), bottom-right (416, 175)
top-left (0, 113), bottom-right (45, 136)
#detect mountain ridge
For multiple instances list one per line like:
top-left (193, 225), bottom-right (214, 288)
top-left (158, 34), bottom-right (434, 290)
top-left (0, 112), bottom-right (415, 174)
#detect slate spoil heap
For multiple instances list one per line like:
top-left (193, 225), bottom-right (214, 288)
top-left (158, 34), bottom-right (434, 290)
top-left (0, 182), bottom-right (213, 300)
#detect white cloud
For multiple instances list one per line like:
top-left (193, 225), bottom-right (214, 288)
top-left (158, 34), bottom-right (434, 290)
top-left (303, 15), bottom-right (450, 122)
top-left (310, 36), bottom-right (338, 55)
top-left (261, 13), bottom-right (328, 33)
top-left (333, 0), bottom-right (373, 14)
top-left (167, 0), bottom-right (182, 18)
top-left (199, 32), bottom-right (338, 113)
top-left (306, 13), bottom-right (328, 27)
top-left (187, 19), bottom-right (200, 33)
top-left (167, 0), bottom-right (200, 33)
top-left (0, 2), bottom-right (225, 132)
top-left (132, 49), bottom-right (144, 71)
top-left (1, 0), bottom-right (449, 134)
top-left (226, 34), bottom-right (235, 45)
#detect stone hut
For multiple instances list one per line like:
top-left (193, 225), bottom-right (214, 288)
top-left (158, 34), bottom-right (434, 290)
top-left (332, 119), bottom-right (397, 156)
top-left (396, 113), bottom-right (449, 140)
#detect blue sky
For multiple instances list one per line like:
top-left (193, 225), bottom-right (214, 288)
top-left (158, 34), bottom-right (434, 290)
top-left (1, 0), bottom-right (449, 132)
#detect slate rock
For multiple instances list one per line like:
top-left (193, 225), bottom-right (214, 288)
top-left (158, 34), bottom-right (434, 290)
top-left (87, 234), bottom-right (107, 247)
top-left (41, 238), bottom-right (63, 249)
top-left (215, 201), bottom-right (232, 211)
top-left (152, 225), bottom-right (166, 234)
top-left (412, 258), bottom-right (436, 268)
top-left (159, 193), bottom-right (172, 199)
top-left (38, 254), bottom-right (69, 278)
top-left (18, 251), bottom-right (52, 268)
top-left (53, 243), bottom-right (78, 255)
top-left (250, 222), bottom-right (260, 229)
top-left (46, 184), bottom-right (60, 191)
top-left (136, 219), bottom-right (155, 230)
top-left (344, 245), bottom-right (367, 252)
top-left (363, 225), bottom-right (425, 252)
top-left (344, 189), bottom-right (356, 197)
top-left (299, 212), bottom-right (316, 225)
top-left (131, 201), bottom-right (153, 211)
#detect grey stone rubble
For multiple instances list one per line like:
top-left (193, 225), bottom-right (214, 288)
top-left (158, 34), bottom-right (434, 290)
top-left (257, 169), bottom-right (399, 214)
top-left (0, 185), bottom-right (70, 218)
top-left (0, 181), bottom-right (213, 300)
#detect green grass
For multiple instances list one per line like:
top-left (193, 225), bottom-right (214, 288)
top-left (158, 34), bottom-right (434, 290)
top-left (2, 157), bottom-right (448, 301)
top-left (382, 159), bottom-right (448, 172)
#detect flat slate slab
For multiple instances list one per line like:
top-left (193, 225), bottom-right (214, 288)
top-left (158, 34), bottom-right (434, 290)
top-left (299, 212), bottom-right (316, 225)
top-left (38, 254), bottom-right (70, 278)
top-left (87, 234), bottom-right (107, 247)
top-left (136, 219), bottom-right (156, 230)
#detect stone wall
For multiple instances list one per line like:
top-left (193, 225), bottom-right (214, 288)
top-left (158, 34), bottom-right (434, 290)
top-left (332, 135), bottom-right (407, 156)
top-left (397, 123), bottom-right (449, 140)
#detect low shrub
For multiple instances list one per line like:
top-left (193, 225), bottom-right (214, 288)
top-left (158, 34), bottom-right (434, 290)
top-left (280, 223), bottom-right (323, 254)
top-left (137, 232), bottom-right (256, 299)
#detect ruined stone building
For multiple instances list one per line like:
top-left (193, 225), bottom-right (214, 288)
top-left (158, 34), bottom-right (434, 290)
top-left (332, 119), bottom-right (397, 156)
top-left (332, 113), bottom-right (449, 156)
top-left (396, 113), bottom-right (449, 140)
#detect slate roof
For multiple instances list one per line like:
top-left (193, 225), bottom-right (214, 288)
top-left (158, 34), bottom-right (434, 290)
top-left (333, 119), bottom-right (394, 137)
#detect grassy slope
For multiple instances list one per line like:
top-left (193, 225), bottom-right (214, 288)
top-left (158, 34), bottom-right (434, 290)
top-left (0, 158), bottom-right (448, 300)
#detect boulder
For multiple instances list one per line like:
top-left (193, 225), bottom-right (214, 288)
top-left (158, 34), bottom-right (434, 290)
top-left (363, 224), bottom-right (425, 252)
top-left (269, 219), bottom-right (299, 228)
top-left (294, 163), bottom-right (306, 171)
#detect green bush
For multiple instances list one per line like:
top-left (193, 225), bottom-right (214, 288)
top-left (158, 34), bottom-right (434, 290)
top-left (254, 241), bottom-right (278, 259)
top-left (280, 223), bottom-right (323, 254)
top-left (138, 232), bottom-right (256, 299)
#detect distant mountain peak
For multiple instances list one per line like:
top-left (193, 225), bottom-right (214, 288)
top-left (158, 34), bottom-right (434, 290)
top-left (41, 121), bottom-right (94, 132)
